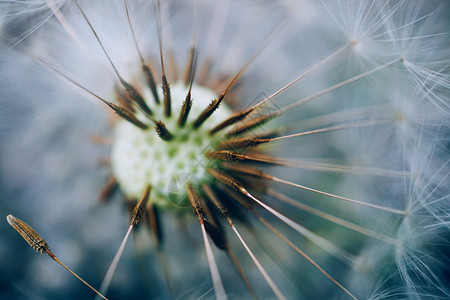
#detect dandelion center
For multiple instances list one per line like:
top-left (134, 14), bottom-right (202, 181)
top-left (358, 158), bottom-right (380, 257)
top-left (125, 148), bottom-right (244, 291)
top-left (111, 81), bottom-right (232, 208)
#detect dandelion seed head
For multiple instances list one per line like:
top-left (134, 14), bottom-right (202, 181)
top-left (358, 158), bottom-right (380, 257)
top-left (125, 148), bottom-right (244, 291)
top-left (112, 81), bottom-right (231, 207)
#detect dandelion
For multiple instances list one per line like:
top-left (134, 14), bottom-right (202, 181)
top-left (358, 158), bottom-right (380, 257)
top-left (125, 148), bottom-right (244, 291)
top-left (0, 0), bottom-right (449, 299)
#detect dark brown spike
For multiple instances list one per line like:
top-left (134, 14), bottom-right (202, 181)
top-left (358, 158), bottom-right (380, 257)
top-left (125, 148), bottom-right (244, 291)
top-left (209, 108), bottom-right (255, 135)
top-left (208, 169), bottom-right (246, 193)
top-left (146, 203), bottom-right (164, 247)
top-left (131, 185), bottom-right (151, 226)
top-left (225, 152), bottom-right (285, 167)
top-left (202, 184), bottom-right (229, 219)
top-left (186, 185), bottom-right (204, 219)
top-left (155, 120), bottom-right (173, 141)
top-left (218, 137), bottom-right (271, 149)
top-left (252, 129), bottom-right (280, 139)
top-left (143, 64), bottom-right (160, 105)
top-left (204, 219), bottom-right (227, 250)
top-left (227, 112), bottom-right (278, 137)
top-left (205, 150), bottom-right (246, 162)
top-left (115, 86), bottom-right (135, 113)
top-left (98, 176), bottom-right (118, 203)
top-left (179, 43), bottom-right (199, 127)
top-left (162, 75), bottom-right (171, 117)
top-left (106, 101), bottom-right (149, 130)
top-left (7, 214), bottom-right (50, 254)
top-left (120, 79), bottom-right (153, 116)
top-left (126, 199), bottom-right (137, 222)
top-left (193, 97), bottom-right (222, 128)
top-left (178, 91), bottom-right (193, 127)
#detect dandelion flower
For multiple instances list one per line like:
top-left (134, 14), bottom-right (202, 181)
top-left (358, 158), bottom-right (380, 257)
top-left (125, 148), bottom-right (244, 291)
top-left (0, 0), bottom-right (449, 299)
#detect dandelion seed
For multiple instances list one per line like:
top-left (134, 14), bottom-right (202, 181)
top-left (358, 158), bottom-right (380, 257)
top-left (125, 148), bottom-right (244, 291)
top-left (6, 215), bottom-right (108, 300)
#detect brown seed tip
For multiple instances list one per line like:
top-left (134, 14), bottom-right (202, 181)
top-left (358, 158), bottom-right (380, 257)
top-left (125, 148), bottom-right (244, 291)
top-left (227, 113), bottom-right (277, 137)
top-left (162, 75), bottom-right (172, 117)
top-left (131, 186), bottom-right (151, 226)
top-left (121, 79), bottom-right (153, 116)
top-left (7, 214), bottom-right (50, 254)
top-left (209, 108), bottom-right (254, 135)
top-left (193, 98), bottom-right (221, 128)
top-left (186, 185), bottom-right (204, 219)
top-left (205, 150), bottom-right (246, 162)
top-left (178, 91), bottom-right (193, 127)
top-left (155, 120), bottom-right (174, 141)
top-left (208, 169), bottom-right (246, 194)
